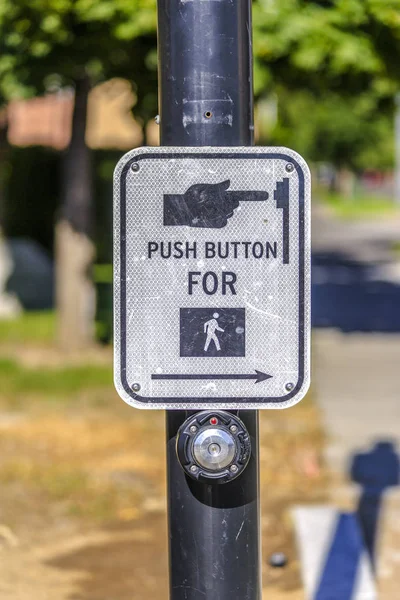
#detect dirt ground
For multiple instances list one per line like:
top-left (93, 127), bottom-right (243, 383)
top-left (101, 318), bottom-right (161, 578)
top-left (0, 345), bottom-right (326, 600)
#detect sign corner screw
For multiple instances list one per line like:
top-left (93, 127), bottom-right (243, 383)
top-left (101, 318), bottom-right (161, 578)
top-left (269, 552), bottom-right (288, 568)
top-left (131, 382), bottom-right (141, 392)
top-left (285, 382), bottom-right (294, 392)
top-left (131, 162), bottom-right (140, 173)
top-left (285, 162), bottom-right (294, 173)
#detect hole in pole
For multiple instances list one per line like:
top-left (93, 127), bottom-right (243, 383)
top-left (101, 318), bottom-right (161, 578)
top-left (204, 110), bottom-right (213, 119)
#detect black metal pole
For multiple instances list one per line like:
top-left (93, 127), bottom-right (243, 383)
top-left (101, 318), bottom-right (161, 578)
top-left (158, 0), bottom-right (253, 147)
top-left (157, 1), bottom-right (261, 599)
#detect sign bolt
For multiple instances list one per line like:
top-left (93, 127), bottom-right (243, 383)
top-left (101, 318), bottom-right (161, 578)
top-left (131, 162), bottom-right (140, 173)
top-left (285, 162), bottom-right (295, 173)
top-left (154, 114), bottom-right (160, 125)
top-left (189, 425), bottom-right (197, 433)
top-left (230, 464), bottom-right (238, 473)
top-left (230, 425), bottom-right (238, 434)
top-left (269, 552), bottom-right (288, 568)
top-left (285, 382), bottom-right (294, 391)
top-left (190, 465), bottom-right (198, 473)
top-left (131, 382), bottom-right (141, 392)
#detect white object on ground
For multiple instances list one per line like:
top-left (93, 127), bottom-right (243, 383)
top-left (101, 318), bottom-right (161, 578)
top-left (293, 506), bottom-right (376, 600)
top-left (0, 235), bottom-right (21, 318)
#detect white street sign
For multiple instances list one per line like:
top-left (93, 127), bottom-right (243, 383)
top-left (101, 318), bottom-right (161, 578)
top-left (114, 147), bottom-right (311, 409)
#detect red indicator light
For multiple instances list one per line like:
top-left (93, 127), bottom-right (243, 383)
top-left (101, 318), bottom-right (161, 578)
top-left (210, 417), bottom-right (218, 425)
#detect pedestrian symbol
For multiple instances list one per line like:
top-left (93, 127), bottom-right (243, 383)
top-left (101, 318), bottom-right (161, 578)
top-left (204, 313), bottom-right (224, 352)
top-left (180, 308), bottom-right (245, 357)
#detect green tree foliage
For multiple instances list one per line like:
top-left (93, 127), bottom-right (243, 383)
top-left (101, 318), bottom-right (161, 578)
top-left (253, 0), bottom-right (400, 100)
top-left (2, 1), bottom-right (400, 112)
top-left (252, 0), bottom-right (400, 172)
top-left (1, 0), bottom-right (399, 177)
top-left (0, 0), bottom-right (158, 118)
top-left (268, 88), bottom-right (394, 172)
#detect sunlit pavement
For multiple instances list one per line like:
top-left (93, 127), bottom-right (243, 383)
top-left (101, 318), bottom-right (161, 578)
top-left (312, 203), bottom-right (400, 597)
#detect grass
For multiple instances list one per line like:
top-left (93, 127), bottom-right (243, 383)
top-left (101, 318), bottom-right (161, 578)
top-left (0, 311), bottom-right (56, 343)
top-left (0, 461), bottom-right (88, 499)
top-left (0, 357), bottom-right (113, 403)
top-left (392, 241), bottom-right (400, 257)
top-left (319, 188), bottom-right (399, 220)
top-left (0, 457), bottom-right (140, 521)
top-left (0, 311), bottom-right (113, 405)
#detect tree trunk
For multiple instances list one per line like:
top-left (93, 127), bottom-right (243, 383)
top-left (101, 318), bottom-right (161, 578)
top-left (0, 117), bottom-right (6, 226)
top-left (56, 74), bottom-right (95, 349)
top-left (338, 167), bottom-right (357, 199)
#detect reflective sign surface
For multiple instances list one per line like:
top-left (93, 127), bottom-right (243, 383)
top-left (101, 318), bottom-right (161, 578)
top-left (114, 147), bottom-right (311, 409)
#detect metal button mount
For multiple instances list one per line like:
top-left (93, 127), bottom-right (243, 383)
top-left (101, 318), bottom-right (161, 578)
top-left (192, 427), bottom-right (236, 471)
top-left (176, 410), bottom-right (251, 484)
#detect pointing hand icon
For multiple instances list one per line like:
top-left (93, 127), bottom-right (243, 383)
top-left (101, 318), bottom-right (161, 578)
top-left (164, 180), bottom-right (268, 228)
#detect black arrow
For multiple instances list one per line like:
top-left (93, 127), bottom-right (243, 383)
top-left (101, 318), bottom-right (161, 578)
top-left (151, 370), bottom-right (272, 384)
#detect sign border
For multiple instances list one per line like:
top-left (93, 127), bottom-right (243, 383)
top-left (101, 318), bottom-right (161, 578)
top-left (116, 149), bottom-right (309, 408)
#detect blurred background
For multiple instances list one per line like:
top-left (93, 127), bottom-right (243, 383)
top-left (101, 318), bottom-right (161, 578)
top-left (0, 1), bottom-right (399, 598)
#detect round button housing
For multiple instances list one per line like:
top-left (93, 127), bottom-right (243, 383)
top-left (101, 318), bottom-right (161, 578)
top-left (176, 411), bottom-right (251, 484)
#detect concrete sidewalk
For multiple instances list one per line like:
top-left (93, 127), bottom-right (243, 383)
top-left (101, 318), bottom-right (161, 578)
top-left (312, 204), bottom-right (400, 598)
